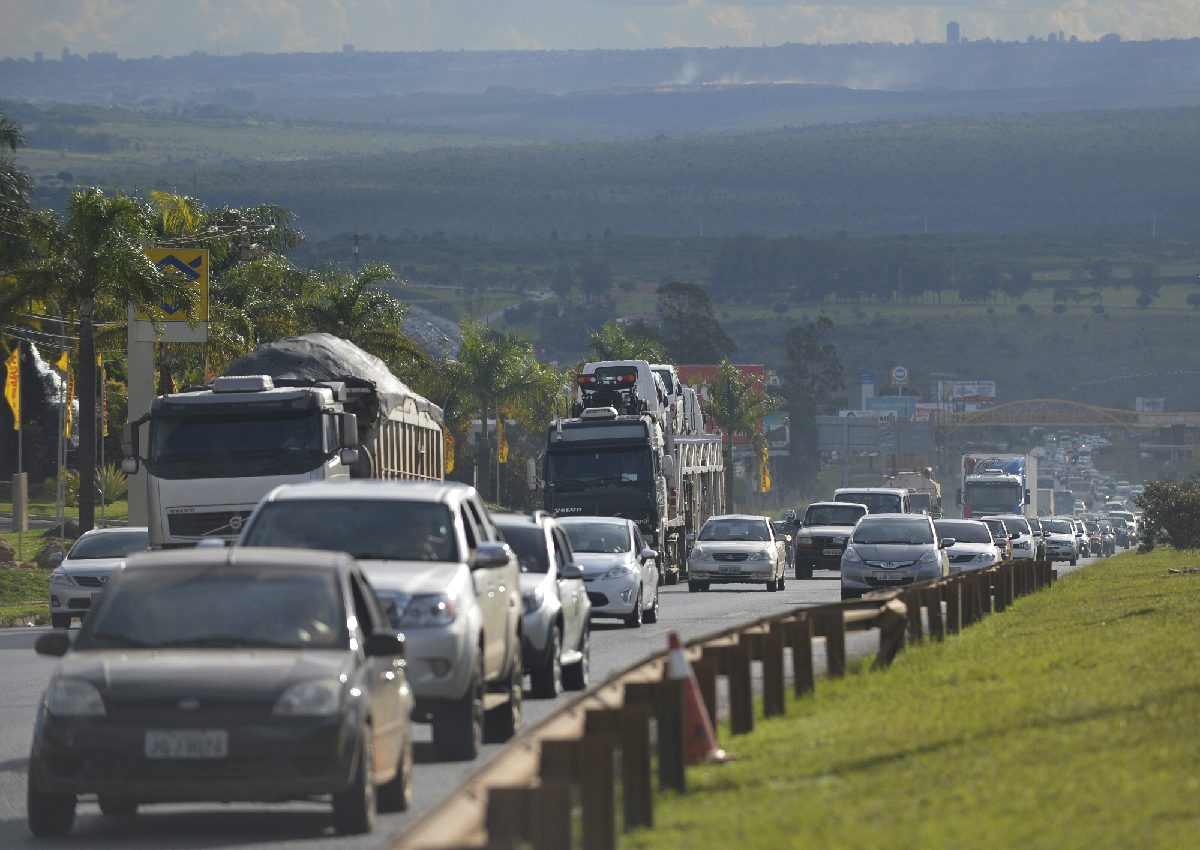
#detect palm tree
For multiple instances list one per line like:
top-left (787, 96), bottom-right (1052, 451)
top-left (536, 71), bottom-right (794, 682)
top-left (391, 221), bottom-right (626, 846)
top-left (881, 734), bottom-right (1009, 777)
top-left (1, 111), bottom-right (32, 273)
top-left (28, 188), bottom-right (198, 532)
top-left (449, 323), bottom-right (544, 501)
top-left (586, 321), bottom-right (666, 362)
top-left (705, 359), bottom-right (777, 512)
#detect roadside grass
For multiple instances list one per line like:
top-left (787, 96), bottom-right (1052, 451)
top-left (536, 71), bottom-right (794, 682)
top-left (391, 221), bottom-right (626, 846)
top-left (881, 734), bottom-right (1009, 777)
top-left (0, 567), bottom-right (51, 627)
top-left (0, 499), bottom-right (128, 523)
top-left (623, 550), bottom-right (1200, 850)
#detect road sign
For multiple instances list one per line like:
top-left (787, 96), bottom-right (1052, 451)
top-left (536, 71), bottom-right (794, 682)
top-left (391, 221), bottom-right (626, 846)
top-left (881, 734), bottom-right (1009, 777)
top-left (891, 365), bottom-right (909, 386)
top-left (137, 249), bottom-right (209, 323)
top-left (860, 371), bottom-right (875, 385)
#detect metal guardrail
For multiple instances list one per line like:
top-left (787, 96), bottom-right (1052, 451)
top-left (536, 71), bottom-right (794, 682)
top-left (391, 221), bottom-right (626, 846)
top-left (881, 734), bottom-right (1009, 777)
top-left (392, 558), bottom-right (1057, 850)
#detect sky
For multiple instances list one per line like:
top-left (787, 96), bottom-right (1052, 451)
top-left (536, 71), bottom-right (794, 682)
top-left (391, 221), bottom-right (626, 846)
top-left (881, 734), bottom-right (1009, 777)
top-left (1, 1), bottom-right (1197, 60)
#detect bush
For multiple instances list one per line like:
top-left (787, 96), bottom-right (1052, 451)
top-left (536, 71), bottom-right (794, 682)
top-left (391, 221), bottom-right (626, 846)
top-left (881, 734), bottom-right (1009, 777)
top-left (1052, 303), bottom-right (1067, 314)
top-left (1135, 479), bottom-right (1200, 551)
top-left (95, 464), bottom-right (128, 502)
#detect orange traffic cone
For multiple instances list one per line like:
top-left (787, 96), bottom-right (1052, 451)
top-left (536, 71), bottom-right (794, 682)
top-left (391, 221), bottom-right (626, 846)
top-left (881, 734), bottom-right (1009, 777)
top-left (665, 631), bottom-right (730, 764)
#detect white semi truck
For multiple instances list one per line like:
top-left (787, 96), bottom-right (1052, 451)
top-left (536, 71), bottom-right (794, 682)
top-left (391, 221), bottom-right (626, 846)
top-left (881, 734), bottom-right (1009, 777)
top-left (122, 333), bottom-right (444, 548)
top-left (957, 452), bottom-right (1038, 519)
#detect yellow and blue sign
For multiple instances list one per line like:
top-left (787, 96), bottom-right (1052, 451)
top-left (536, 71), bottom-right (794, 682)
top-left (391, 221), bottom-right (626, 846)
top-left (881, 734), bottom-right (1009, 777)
top-left (137, 248), bottom-right (209, 322)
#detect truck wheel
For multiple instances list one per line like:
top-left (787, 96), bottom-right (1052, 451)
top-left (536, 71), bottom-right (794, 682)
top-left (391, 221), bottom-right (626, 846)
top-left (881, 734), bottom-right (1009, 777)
top-left (484, 651), bottom-right (523, 744)
top-left (98, 796), bottom-right (138, 816)
top-left (796, 564), bottom-right (814, 580)
top-left (688, 580), bottom-right (701, 593)
top-left (27, 761), bottom-right (76, 837)
top-left (562, 626), bottom-right (590, 691)
top-left (331, 731), bottom-right (376, 835)
top-left (432, 661), bottom-right (483, 762)
top-left (530, 627), bottom-right (562, 699)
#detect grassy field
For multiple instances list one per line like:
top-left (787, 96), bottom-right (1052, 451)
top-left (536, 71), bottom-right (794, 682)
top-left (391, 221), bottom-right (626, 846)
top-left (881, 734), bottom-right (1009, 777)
top-left (0, 562), bottom-right (51, 627)
top-left (623, 549), bottom-right (1200, 850)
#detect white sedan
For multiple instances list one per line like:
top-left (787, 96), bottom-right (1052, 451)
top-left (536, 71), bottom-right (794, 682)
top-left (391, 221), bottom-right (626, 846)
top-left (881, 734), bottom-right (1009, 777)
top-left (686, 514), bottom-right (787, 593)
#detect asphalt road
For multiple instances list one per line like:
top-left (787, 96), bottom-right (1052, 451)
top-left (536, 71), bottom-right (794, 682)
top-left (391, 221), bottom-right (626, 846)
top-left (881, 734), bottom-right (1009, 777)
top-left (0, 557), bottom-right (1098, 848)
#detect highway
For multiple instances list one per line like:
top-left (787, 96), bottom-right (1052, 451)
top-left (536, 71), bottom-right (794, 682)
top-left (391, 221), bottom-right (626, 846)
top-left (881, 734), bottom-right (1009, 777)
top-left (0, 559), bottom-right (1096, 848)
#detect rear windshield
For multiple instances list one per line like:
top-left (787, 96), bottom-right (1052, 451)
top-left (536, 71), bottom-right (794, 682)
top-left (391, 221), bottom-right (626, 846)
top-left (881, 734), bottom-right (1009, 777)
top-left (496, 525), bottom-right (549, 573)
top-left (699, 518), bottom-right (771, 542)
top-left (804, 505), bottom-right (867, 526)
top-left (241, 500), bottom-right (458, 562)
top-left (834, 492), bottom-right (902, 514)
top-left (853, 519), bottom-right (934, 545)
top-left (935, 521), bottom-right (992, 544)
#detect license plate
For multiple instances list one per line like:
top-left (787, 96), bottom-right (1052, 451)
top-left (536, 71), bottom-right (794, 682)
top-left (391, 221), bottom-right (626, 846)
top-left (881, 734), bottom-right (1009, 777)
top-left (145, 729), bottom-right (228, 760)
top-left (872, 572), bottom-right (903, 582)
top-left (822, 548), bottom-right (842, 556)
top-left (719, 565), bottom-right (741, 575)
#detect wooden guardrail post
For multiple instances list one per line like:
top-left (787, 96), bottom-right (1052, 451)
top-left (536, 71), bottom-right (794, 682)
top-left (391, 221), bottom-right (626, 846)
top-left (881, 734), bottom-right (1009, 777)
top-left (904, 587), bottom-right (924, 644)
top-left (763, 622), bottom-right (787, 718)
top-left (821, 609), bottom-right (847, 678)
top-left (531, 782), bottom-right (574, 850)
top-left (580, 731), bottom-right (616, 850)
top-left (621, 700), bottom-right (654, 831)
top-left (790, 614), bottom-right (815, 697)
top-left (925, 586), bottom-right (944, 640)
top-left (487, 785), bottom-right (532, 850)
top-left (1005, 561), bottom-right (1016, 606)
top-left (980, 568), bottom-right (993, 616)
top-left (872, 600), bottom-right (907, 669)
top-left (945, 577), bottom-right (962, 634)
top-left (728, 637), bottom-right (755, 735)
top-left (655, 677), bottom-right (687, 793)
top-left (694, 649), bottom-right (719, 726)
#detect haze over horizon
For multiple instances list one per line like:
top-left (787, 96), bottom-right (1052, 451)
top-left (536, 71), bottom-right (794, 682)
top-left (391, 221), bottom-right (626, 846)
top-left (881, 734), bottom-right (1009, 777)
top-left (3, 0), bottom-right (1198, 62)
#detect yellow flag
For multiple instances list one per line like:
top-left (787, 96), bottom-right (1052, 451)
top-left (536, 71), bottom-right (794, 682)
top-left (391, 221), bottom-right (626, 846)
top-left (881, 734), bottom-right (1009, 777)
top-left (444, 431), bottom-right (456, 474)
top-left (759, 445), bottom-right (771, 493)
top-left (4, 346), bottom-right (18, 430)
top-left (56, 350), bottom-right (69, 371)
top-left (96, 352), bottom-right (103, 368)
top-left (64, 368), bottom-right (75, 439)
top-left (496, 415), bottom-right (508, 464)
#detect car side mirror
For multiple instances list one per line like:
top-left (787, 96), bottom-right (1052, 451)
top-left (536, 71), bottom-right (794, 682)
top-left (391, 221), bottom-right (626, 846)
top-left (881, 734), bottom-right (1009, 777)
top-left (639, 547), bottom-right (658, 562)
top-left (363, 630), bottom-right (405, 659)
top-left (472, 541), bottom-right (513, 570)
top-left (35, 632), bottom-right (72, 657)
top-left (559, 562), bottom-right (584, 580)
top-left (1010, 532), bottom-right (1019, 540)
top-left (940, 537), bottom-right (955, 549)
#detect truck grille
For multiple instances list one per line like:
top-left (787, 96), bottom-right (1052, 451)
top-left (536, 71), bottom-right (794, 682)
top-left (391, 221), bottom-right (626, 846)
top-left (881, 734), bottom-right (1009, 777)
top-left (167, 510), bottom-right (253, 538)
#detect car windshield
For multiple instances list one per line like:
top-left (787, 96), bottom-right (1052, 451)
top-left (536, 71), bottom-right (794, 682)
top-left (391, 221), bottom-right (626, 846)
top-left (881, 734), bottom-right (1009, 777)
top-left (853, 519), bottom-right (933, 545)
top-left (935, 521), bottom-right (992, 544)
top-left (77, 564), bottom-right (347, 651)
top-left (833, 492), bottom-right (901, 514)
top-left (996, 517), bottom-right (1031, 534)
top-left (804, 505), bottom-right (867, 526)
top-left (67, 530), bottom-right (149, 560)
top-left (982, 519), bottom-right (1008, 537)
top-left (497, 525), bottom-right (549, 573)
top-left (241, 500), bottom-right (458, 562)
top-left (699, 519), bottom-right (771, 542)
top-left (562, 522), bottom-right (632, 554)
top-left (1044, 521), bottom-right (1072, 533)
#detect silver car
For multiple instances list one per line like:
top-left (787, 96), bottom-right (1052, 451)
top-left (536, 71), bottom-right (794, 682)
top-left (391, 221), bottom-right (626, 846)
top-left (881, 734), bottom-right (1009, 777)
top-left (935, 519), bottom-right (1002, 573)
top-left (982, 514), bottom-right (1036, 561)
top-left (840, 514), bottom-right (950, 600)
top-left (687, 514), bottom-right (787, 592)
top-left (48, 527), bottom-right (149, 629)
top-left (558, 517), bottom-right (660, 628)
top-left (492, 512), bottom-right (592, 698)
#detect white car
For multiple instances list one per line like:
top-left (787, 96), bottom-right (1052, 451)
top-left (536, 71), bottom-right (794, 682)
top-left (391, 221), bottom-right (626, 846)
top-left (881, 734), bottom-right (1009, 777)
top-left (981, 514), bottom-right (1036, 560)
top-left (238, 480), bottom-right (523, 762)
top-left (1042, 517), bottom-right (1081, 565)
top-left (686, 514), bottom-right (787, 593)
top-left (934, 519), bottom-right (1002, 573)
top-left (48, 527), bottom-right (149, 629)
top-left (558, 516), bottom-right (660, 627)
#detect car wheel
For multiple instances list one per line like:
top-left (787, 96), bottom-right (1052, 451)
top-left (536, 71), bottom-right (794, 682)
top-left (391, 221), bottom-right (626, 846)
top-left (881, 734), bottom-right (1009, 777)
top-left (562, 625), bottom-right (590, 691)
top-left (699, 581), bottom-right (711, 592)
top-left (766, 577), bottom-right (778, 592)
top-left (687, 580), bottom-right (702, 593)
top-left (1070, 557), bottom-right (1077, 566)
top-left (377, 730), bottom-right (413, 813)
top-left (777, 572), bottom-right (786, 591)
top-left (664, 566), bottom-right (679, 586)
top-left (624, 587), bottom-right (643, 628)
top-left (485, 650), bottom-right (523, 744)
top-left (50, 614), bottom-right (71, 630)
top-left (98, 796), bottom-right (138, 816)
top-left (432, 659), bottom-right (483, 762)
top-left (331, 730), bottom-right (376, 835)
top-left (27, 762), bottom-right (76, 837)
top-left (644, 581), bottom-right (660, 624)
top-left (796, 564), bottom-right (814, 580)
top-left (840, 587), bottom-right (862, 600)
top-left (530, 626), bottom-right (562, 699)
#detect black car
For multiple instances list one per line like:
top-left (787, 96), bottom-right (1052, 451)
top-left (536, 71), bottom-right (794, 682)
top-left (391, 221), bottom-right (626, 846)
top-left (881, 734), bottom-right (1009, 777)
top-left (27, 547), bottom-right (413, 838)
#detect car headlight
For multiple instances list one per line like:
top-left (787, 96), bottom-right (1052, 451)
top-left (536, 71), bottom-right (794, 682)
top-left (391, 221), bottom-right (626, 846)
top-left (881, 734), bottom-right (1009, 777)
top-left (400, 593), bottom-right (459, 626)
top-left (522, 587), bottom-right (546, 614)
top-left (1014, 540), bottom-right (1030, 549)
top-left (795, 535), bottom-right (814, 548)
top-left (601, 563), bottom-right (637, 580)
top-left (917, 549), bottom-right (939, 564)
top-left (49, 571), bottom-right (76, 587)
top-left (273, 678), bottom-right (343, 716)
top-left (843, 546), bottom-right (864, 564)
top-left (973, 552), bottom-right (996, 564)
top-left (690, 546), bottom-right (710, 561)
top-left (749, 549), bottom-right (771, 561)
top-left (45, 678), bottom-right (106, 717)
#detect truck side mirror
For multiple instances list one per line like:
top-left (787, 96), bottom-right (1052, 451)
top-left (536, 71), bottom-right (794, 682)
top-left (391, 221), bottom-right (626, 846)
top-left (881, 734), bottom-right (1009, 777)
top-left (526, 458), bottom-right (538, 492)
top-left (340, 412), bottom-right (359, 447)
top-left (338, 447), bottom-right (360, 467)
top-left (956, 488), bottom-right (963, 505)
top-left (120, 456), bottom-right (139, 475)
top-left (663, 454), bottom-right (676, 480)
top-left (1025, 488), bottom-right (1031, 505)
top-left (120, 421), bottom-right (140, 473)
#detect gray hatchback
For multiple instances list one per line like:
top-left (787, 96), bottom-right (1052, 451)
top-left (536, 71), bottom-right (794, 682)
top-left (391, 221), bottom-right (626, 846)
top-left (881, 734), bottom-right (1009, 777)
top-left (840, 514), bottom-right (950, 599)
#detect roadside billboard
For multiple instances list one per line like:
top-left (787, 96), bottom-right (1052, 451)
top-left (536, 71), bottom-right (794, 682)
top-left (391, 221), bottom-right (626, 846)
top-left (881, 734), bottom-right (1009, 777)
top-left (934, 380), bottom-right (997, 403)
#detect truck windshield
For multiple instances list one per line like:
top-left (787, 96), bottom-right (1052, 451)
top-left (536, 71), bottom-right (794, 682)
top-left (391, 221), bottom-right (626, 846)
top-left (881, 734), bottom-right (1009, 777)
top-left (964, 481), bottom-right (1022, 514)
top-left (909, 493), bottom-right (932, 512)
top-left (804, 505), bottom-right (866, 526)
top-left (546, 448), bottom-right (652, 491)
top-left (150, 410), bottom-right (325, 479)
top-left (241, 500), bottom-right (458, 562)
top-left (834, 492), bottom-right (901, 514)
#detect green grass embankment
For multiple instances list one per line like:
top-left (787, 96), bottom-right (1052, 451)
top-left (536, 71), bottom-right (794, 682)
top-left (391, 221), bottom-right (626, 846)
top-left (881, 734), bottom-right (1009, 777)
top-left (0, 564), bottom-right (51, 627)
top-left (624, 550), bottom-right (1200, 850)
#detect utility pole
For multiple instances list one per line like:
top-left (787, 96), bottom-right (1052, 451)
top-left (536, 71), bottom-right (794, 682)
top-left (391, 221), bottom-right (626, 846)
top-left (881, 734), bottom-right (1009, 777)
top-left (353, 233), bottom-right (360, 269)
